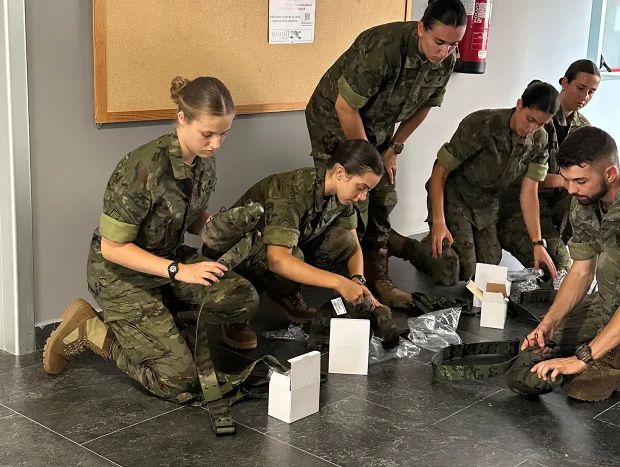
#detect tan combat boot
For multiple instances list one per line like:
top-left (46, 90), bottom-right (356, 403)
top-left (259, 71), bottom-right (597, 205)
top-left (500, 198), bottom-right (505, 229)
top-left (43, 299), bottom-right (114, 375)
top-left (221, 323), bottom-right (257, 350)
top-left (567, 360), bottom-right (620, 402)
top-left (387, 230), bottom-right (460, 286)
top-left (266, 285), bottom-right (316, 324)
top-left (364, 248), bottom-right (412, 308)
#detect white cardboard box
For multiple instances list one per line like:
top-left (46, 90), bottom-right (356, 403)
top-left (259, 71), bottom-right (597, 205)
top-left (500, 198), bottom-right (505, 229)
top-left (480, 291), bottom-right (507, 329)
top-left (328, 318), bottom-right (370, 375)
top-left (268, 351), bottom-right (320, 424)
top-left (472, 264), bottom-right (511, 308)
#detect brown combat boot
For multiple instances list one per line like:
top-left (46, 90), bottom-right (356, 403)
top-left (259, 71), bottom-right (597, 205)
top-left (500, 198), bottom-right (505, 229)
top-left (43, 299), bottom-right (114, 375)
top-left (266, 285), bottom-right (316, 324)
top-left (387, 229), bottom-right (459, 286)
top-left (567, 360), bottom-right (620, 402)
top-left (221, 323), bottom-right (257, 350)
top-left (364, 248), bottom-right (413, 308)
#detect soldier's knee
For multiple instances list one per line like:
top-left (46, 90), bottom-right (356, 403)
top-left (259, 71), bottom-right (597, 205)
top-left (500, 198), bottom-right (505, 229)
top-left (459, 256), bottom-right (476, 281)
top-left (146, 360), bottom-right (199, 402)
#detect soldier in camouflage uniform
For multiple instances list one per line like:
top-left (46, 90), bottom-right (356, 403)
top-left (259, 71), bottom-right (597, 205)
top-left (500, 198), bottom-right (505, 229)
top-left (498, 60), bottom-right (601, 272)
top-left (43, 77), bottom-right (260, 403)
top-left (507, 127), bottom-right (620, 402)
top-left (305, 0), bottom-right (467, 307)
top-left (411, 81), bottom-right (561, 285)
top-left (236, 140), bottom-right (384, 319)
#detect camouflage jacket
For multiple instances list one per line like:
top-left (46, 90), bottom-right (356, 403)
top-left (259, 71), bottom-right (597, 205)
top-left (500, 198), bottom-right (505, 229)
top-left (234, 167), bottom-right (357, 248)
top-left (501, 107), bottom-right (591, 216)
top-left (568, 192), bottom-right (620, 324)
top-left (87, 131), bottom-right (216, 297)
top-left (432, 108), bottom-right (549, 229)
top-left (305, 21), bottom-right (456, 158)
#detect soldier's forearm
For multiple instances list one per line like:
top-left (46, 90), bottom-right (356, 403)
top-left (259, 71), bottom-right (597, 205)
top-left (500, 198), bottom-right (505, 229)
top-left (519, 179), bottom-right (542, 241)
top-left (589, 306), bottom-right (620, 360)
top-left (539, 174), bottom-right (567, 190)
top-left (346, 229), bottom-right (364, 277)
top-left (391, 107), bottom-right (432, 146)
top-left (101, 238), bottom-right (172, 278)
top-left (429, 164), bottom-right (449, 224)
top-left (267, 246), bottom-right (341, 290)
top-left (545, 259), bottom-right (596, 329)
top-left (335, 94), bottom-right (368, 141)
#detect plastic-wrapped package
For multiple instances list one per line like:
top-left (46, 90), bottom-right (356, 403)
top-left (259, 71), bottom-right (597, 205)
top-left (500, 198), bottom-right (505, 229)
top-left (407, 307), bottom-right (462, 352)
top-left (507, 268), bottom-right (544, 283)
top-left (513, 279), bottom-right (540, 293)
top-left (262, 324), bottom-right (308, 342)
top-left (553, 269), bottom-right (568, 290)
top-left (368, 337), bottom-right (420, 365)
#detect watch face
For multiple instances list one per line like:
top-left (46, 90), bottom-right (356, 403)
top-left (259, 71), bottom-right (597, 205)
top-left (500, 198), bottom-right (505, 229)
top-left (169, 264), bottom-right (178, 274)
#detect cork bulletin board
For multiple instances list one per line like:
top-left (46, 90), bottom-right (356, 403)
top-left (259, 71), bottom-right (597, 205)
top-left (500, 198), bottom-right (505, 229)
top-left (93, 0), bottom-right (413, 123)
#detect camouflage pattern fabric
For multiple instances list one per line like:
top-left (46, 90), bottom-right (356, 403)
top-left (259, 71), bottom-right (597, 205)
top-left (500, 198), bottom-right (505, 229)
top-left (498, 109), bottom-right (590, 270)
top-left (432, 340), bottom-right (522, 381)
top-left (506, 190), bottom-right (620, 395)
top-left (414, 109), bottom-right (549, 282)
top-left (239, 225), bottom-right (356, 293)
top-left (92, 246), bottom-right (259, 403)
top-left (233, 167), bottom-right (358, 291)
top-left (87, 131), bottom-right (261, 404)
top-left (305, 21), bottom-right (455, 251)
top-left (88, 131), bottom-right (217, 298)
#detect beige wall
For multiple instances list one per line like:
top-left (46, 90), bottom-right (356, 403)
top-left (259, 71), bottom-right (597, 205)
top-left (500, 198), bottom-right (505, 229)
top-left (28, 0), bottom-right (619, 323)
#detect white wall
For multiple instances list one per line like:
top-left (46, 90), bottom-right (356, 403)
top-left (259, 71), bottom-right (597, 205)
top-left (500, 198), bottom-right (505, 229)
top-left (395, 0), bottom-right (607, 234)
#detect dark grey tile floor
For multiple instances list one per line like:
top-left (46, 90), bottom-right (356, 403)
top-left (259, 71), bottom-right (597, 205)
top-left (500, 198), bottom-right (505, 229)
top-left (2, 254), bottom-right (620, 466)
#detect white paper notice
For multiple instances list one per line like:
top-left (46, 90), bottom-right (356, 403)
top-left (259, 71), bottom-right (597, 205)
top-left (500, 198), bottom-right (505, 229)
top-left (269, 0), bottom-right (316, 44)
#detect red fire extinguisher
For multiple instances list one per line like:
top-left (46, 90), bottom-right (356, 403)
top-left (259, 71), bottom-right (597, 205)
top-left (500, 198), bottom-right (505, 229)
top-left (454, 0), bottom-right (493, 74)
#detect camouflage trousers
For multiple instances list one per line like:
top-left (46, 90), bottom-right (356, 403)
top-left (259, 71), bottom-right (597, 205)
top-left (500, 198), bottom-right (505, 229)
top-left (238, 225), bottom-right (356, 292)
top-left (506, 293), bottom-right (608, 392)
top-left (313, 155), bottom-right (397, 252)
top-left (497, 211), bottom-right (572, 271)
top-left (418, 199), bottom-right (502, 283)
top-left (90, 246), bottom-right (259, 403)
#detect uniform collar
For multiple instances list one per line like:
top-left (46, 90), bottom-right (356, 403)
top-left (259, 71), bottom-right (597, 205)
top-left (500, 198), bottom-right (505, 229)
top-left (314, 166), bottom-right (328, 211)
top-left (554, 105), bottom-right (573, 127)
top-left (165, 130), bottom-right (205, 180)
top-left (405, 22), bottom-right (444, 70)
top-left (493, 108), bottom-right (533, 146)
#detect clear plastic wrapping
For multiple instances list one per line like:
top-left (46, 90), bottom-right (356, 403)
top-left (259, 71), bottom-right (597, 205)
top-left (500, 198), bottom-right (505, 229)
top-left (262, 324), bottom-right (308, 342)
top-left (507, 267), bottom-right (544, 283)
top-left (407, 307), bottom-right (462, 352)
top-left (368, 337), bottom-right (420, 365)
top-left (553, 269), bottom-right (568, 290)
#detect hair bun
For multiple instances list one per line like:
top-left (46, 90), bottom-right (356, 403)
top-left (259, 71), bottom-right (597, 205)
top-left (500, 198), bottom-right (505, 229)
top-left (170, 76), bottom-right (191, 104)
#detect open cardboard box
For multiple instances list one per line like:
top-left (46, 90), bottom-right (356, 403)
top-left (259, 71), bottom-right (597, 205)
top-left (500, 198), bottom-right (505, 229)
top-left (467, 264), bottom-right (510, 329)
top-left (268, 351), bottom-right (320, 424)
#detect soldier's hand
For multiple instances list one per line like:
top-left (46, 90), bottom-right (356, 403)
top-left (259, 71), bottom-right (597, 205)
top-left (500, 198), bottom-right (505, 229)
top-left (431, 221), bottom-right (454, 257)
top-left (382, 148), bottom-right (398, 185)
top-left (176, 262), bottom-right (228, 286)
top-left (337, 277), bottom-right (365, 305)
top-left (361, 286), bottom-right (381, 307)
top-left (521, 322), bottom-right (555, 353)
top-left (533, 245), bottom-right (558, 279)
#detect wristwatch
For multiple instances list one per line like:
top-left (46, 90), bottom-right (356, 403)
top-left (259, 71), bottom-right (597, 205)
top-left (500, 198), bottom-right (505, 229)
top-left (389, 142), bottom-right (405, 154)
top-left (575, 343), bottom-right (594, 365)
top-left (531, 239), bottom-right (548, 249)
top-left (168, 261), bottom-right (180, 280)
top-left (350, 274), bottom-right (367, 285)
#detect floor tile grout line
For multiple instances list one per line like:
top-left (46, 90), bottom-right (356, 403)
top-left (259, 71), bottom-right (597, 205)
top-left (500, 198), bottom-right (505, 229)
top-left (594, 418), bottom-right (620, 429)
top-left (237, 421), bottom-right (342, 466)
top-left (432, 388), bottom-right (505, 425)
top-left (81, 406), bottom-right (185, 445)
top-left (593, 399), bottom-right (620, 420)
top-left (2, 406), bottom-right (122, 467)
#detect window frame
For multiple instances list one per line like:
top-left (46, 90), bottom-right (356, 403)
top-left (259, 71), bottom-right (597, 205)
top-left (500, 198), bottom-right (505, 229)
top-left (588, 0), bottom-right (620, 80)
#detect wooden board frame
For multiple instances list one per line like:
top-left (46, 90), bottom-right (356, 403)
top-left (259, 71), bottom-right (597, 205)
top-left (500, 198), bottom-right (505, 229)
top-left (93, 0), bottom-right (413, 124)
